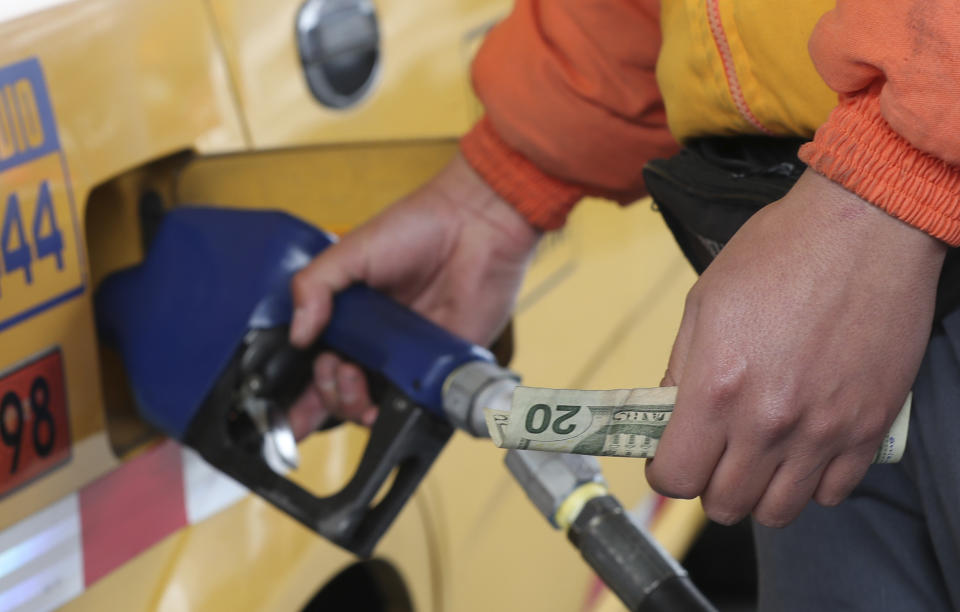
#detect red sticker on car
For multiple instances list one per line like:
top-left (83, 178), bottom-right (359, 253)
top-left (0, 348), bottom-right (71, 497)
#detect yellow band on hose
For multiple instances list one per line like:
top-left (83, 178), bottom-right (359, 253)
top-left (554, 482), bottom-right (609, 531)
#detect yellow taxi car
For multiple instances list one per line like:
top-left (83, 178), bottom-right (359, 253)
top-left (0, 1), bottom-right (703, 610)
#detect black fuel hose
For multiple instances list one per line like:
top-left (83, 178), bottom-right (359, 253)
top-left (567, 495), bottom-right (717, 612)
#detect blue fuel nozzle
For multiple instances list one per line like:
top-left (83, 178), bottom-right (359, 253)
top-left (96, 206), bottom-right (498, 556)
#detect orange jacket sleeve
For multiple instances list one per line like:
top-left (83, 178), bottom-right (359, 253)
top-left (460, 0), bottom-right (676, 230)
top-left (801, 0), bottom-right (960, 245)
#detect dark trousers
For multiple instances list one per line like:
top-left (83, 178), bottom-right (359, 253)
top-left (754, 310), bottom-right (960, 611)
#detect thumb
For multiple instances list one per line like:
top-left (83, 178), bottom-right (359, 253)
top-left (661, 295), bottom-right (697, 388)
top-left (646, 301), bottom-right (695, 471)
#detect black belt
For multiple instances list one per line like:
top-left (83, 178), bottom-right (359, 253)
top-left (643, 137), bottom-right (960, 321)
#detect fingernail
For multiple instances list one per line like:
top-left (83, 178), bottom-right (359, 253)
top-left (362, 410), bottom-right (378, 427)
top-left (290, 306), bottom-right (313, 346)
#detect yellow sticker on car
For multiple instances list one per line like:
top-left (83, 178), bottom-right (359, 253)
top-left (0, 57), bottom-right (84, 332)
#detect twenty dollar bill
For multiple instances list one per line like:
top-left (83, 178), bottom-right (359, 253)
top-left (485, 386), bottom-right (911, 464)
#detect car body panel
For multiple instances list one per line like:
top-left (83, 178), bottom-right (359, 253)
top-left (0, 0), bottom-right (247, 533)
top-left (206, 0), bottom-right (501, 147)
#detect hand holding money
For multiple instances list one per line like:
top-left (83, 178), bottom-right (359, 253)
top-left (485, 386), bottom-right (911, 464)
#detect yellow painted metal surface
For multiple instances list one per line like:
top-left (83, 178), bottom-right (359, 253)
top-left (206, 0), bottom-right (504, 147)
top-left (0, 0), bottom-right (247, 529)
top-left (176, 141), bottom-right (462, 236)
top-left (62, 426), bottom-right (442, 612)
top-left (0, 1), bottom-right (704, 610)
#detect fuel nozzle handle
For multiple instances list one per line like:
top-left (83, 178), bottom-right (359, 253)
top-left (505, 449), bottom-right (716, 612)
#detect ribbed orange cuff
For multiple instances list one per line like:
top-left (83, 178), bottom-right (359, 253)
top-left (800, 91), bottom-right (960, 246)
top-left (460, 116), bottom-right (585, 231)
